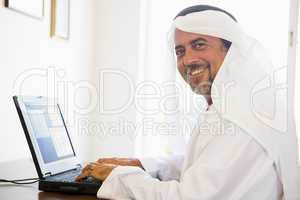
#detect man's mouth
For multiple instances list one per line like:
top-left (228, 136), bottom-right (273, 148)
top-left (182, 63), bottom-right (212, 95)
top-left (190, 67), bottom-right (205, 76)
top-left (186, 64), bottom-right (208, 78)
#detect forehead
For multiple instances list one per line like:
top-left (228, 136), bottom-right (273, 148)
top-left (174, 28), bottom-right (221, 46)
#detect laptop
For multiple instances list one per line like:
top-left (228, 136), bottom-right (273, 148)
top-left (13, 95), bottom-right (102, 194)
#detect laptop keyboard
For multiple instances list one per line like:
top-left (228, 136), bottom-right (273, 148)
top-left (47, 169), bottom-right (101, 184)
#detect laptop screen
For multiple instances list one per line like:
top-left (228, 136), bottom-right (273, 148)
top-left (25, 103), bottom-right (75, 164)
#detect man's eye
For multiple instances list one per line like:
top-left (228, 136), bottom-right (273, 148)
top-left (192, 41), bottom-right (206, 49)
top-left (175, 49), bottom-right (185, 57)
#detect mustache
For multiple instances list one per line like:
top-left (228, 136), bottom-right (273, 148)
top-left (184, 62), bottom-right (209, 75)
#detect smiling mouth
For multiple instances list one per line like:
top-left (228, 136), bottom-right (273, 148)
top-left (190, 68), bottom-right (205, 76)
top-left (186, 64), bottom-right (208, 78)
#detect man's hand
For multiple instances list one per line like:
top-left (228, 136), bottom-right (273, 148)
top-left (97, 157), bottom-right (144, 170)
top-left (75, 162), bottom-right (117, 182)
top-left (75, 158), bottom-right (144, 182)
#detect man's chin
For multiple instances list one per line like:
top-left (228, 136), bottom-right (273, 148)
top-left (191, 86), bottom-right (211, 96)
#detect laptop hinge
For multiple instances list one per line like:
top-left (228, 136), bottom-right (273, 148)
top-left (44, 172), bottom-right (52, 177)
top-left (75, 164), bottom-right (82, 170)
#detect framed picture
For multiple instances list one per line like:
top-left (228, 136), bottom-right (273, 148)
top-left (4, 0), bottom-right (44, 19)
top-left (50, 0), bottom-right (70, 40)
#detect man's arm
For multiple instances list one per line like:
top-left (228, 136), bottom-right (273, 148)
top-left (76, 155), bottom-right (184, 183)
top-left (97, 136), bottom-right (281, 200)
top-left (139, 155), bottom-right (184, 181)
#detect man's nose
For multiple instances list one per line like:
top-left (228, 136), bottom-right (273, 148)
top-left (182, 48), bottom-right (200, 66)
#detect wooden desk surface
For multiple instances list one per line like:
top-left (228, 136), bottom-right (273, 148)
top-left (0, 159), bottom-right (98, 200)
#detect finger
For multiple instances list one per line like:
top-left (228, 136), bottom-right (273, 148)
top-left (75, 164), bottom-right (92, 181)
top-left (89, 164), bottom-right (111, 181)
top-left (97, 158), bottom-right (111, 164)
top-left (104, 163), bottom-right (118, 167)
top-left (89, 162), bottom-right (100, 169)
top-left (97, 158), bottom-right (123, 165)
top-left (98, 157), bottom-right (118, 162)
top-left (75, 170), bottom-right (90, 181)
top-left (82, 164), bottom-right (91, 171)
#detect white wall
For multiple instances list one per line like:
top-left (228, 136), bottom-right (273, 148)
top-left (0, 0), bottom-right (96, 162)
top-left (0, 0), bottom-right (142, 162)
top-left (88, 0), bottom-right (141, 160)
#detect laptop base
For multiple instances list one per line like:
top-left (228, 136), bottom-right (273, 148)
top-left (39, 180), bottom-right (101, 195)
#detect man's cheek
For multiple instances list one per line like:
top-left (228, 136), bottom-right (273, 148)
top-left (179, 69), bottom-right (187, 81)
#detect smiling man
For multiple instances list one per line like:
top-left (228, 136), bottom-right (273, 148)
top-left (76, 5), bottom-right (300, 199)
top-left (175, 29), bottom-right (229, 105)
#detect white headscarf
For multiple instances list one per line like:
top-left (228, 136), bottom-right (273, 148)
top-left (170, 6), bottom-right (300, 199)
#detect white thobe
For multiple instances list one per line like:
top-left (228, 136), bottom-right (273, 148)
top-left (97, 110), bottom-right (283, 200)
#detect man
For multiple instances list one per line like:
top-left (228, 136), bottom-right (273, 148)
top-left (76, 5), bottom-right (300, 199)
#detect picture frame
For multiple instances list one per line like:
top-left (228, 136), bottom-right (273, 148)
top-left (50, 0), bottom-right (70, 40)
top-left (4, 0), bottom-right (44, 19)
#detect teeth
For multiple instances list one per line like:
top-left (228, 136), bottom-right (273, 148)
top-left (191, 68), bottom-right (204, 75)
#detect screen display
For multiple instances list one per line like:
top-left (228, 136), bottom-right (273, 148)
top-left (25, 103), bottom-right (75, 164)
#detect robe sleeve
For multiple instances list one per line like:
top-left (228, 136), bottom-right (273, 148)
top-left (97, 134), bottom-right (281, 200)
top-left (139, 155), bottom-right (184, 181)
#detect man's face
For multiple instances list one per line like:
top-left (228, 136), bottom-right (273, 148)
top-left (174, 29), bottom-right (228, 96)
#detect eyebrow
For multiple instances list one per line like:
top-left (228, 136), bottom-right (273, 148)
top-left (175, 45), bottom-right (184, 51)
top-left (175, 37), bottom-right (208, 49)
top-left (191, 37), bottom-right (208, 44)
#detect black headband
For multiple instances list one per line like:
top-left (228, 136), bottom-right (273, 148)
top-left (174, 5), bottom-right (237, 22)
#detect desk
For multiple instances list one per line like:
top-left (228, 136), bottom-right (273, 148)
top-left (0, 159), bottom-right (98, 200)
